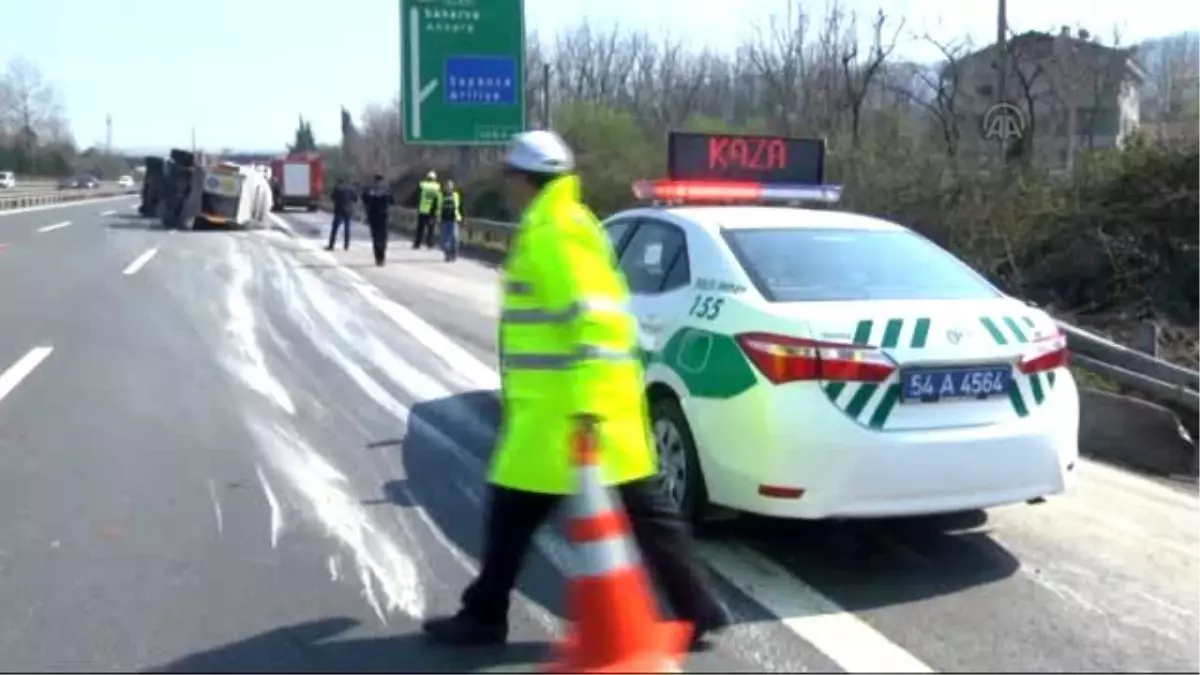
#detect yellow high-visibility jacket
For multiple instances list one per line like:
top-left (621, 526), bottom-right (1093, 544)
top-left (434, 190), bottom-right (463, 222)
top-left (489, 173), bottom-right (656, 495)
top-left (417, 180), bottom-right (440, 214)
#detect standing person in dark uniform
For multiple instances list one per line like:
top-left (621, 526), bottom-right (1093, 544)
top-left (361, 174), bottom-right (395, 266)
top-left (326, 177), bottom-right (358, 251)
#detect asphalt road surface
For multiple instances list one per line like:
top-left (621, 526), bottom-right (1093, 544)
top-left (0, 198), bottom-right (1196, 673)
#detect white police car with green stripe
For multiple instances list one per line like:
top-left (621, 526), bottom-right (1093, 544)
top-left (606, 177), bottom-right (1078, 521)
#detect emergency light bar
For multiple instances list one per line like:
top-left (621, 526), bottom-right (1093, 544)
top-left (631, 179), bottom-right (842, 205)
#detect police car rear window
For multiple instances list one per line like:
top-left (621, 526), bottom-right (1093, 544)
top-left (725, 227), bottom-right (1001, 302)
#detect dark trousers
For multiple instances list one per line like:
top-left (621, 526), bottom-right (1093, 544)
top-left (460, 475), bottom-right (724, 625)
top-left (414, 212), bottom-right (435, 248)
top-left (369, 218), bottom-right (389, 264)
top-left (441, 219), bottom-right (459, 261)
top-left (328, 210), bottom-right (351, 249)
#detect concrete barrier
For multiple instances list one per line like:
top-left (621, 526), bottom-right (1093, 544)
top-left (1079, 388), bottom-right (1198, 478)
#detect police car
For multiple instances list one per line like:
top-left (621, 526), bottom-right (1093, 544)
top-left (609, 132), bottom-right (1079, 521)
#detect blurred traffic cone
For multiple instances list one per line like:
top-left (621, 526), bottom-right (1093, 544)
top-left (542, 425), bottom-right (692, 674)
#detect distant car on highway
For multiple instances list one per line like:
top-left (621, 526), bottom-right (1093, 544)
top-left (58, 174), bottom-right (99, 190)
top-left (117, 175), bottom-right (134, 188)
top-left (0, 171), bottom-right (15, 189)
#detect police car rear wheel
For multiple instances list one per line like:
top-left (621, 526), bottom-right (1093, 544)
top-left (650, 397), bottom-right (707, 524)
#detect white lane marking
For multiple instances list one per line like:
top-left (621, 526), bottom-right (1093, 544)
top-left (100, 210), bottom-right (117, 216)
top-left (698, 541), bottom-right (933, 673)
top-left (36, 221), bottom-right (72, 233)
top-left (122, 247), bottom-right (158, 275)
top-left (0, 194), bottom-right (136, 217)
top-left (263, 213), bottom-right (925, 672)
top-left (0, 347), bottom-right (54, 405)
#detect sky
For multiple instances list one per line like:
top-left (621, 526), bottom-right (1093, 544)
top-left (1, 0), bottom-right (1195, 152)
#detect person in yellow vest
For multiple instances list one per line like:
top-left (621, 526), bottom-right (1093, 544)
top-left (435, 178), bottom-right (463, 262)
top-left (414, 170), bottom-right (440, 250)
top-left (422, 130), bottom-right (729, 648)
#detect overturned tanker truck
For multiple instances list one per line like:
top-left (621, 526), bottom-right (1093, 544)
top-left (138, 149), bottom-right (272, 229)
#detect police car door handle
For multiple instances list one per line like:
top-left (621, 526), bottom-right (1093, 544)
top-left (641, 315), bottom-right (665, 332)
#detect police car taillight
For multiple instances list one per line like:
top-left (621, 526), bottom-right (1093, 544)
top-left (1018, 331), bottom-right (1069, 375)
top-left (736, 333), bottom-right (895, 384)
top-left (631, 180), bottom-right (842, 205)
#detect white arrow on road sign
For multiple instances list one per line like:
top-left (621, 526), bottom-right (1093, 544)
top-left (408, 6), bottom-right (439, 139)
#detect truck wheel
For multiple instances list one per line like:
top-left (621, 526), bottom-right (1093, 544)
top-left (650, 395), bottom-right (709, 524)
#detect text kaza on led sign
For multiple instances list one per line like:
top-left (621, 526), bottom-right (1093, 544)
top-left (666, 132), bottom-right (827, 185)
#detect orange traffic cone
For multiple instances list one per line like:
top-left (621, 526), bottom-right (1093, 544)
top-left (543, 425), bottom-right (693, 674)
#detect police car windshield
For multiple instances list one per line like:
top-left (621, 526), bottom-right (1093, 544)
top-left (726, 227), bottom-right (1002, 302)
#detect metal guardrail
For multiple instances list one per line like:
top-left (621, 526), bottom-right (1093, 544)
top-left (318, 201), bottom-right (1200, 412)
top-left (1, 179), bottom-right (129, 196)
top-left (0, 187), bottom-right (139, 212)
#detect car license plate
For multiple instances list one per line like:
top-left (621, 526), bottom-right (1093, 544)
top-left (900, 365), bottom-right (1011, 403)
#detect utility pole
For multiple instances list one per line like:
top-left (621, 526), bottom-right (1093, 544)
top-left (995, 0), bottom-right (1009, 165)
top-left (191, 125), bottom-right (197, 153)
top-left (105, 114), bottom-right (112, 155)
top-left (541, 63), bottom-right (552, 130)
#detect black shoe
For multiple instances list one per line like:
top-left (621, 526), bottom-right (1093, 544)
top-left (422, 613), bottom-right (507, 646)
top-left (688, 606), bottom-right (733, 651)
top-left (324, 245), bottom-right (334, 251)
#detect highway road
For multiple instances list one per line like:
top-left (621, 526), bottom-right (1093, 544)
top-left (0, 197), bottom-right (1196, 673)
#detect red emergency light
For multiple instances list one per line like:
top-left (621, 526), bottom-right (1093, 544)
top-left (631, 179), bottom-right (842, 205)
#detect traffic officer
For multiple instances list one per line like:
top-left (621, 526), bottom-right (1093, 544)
top-left (326, 177), bottom-right (358, 251)
top-left (361, 174), bottom-right (394, 266)
top-left (436, 178), bottom-right (463, 262)
top-left (421, 130), bottom-right (730, 648)
top-left (414, 170), bottom-right (440, 249)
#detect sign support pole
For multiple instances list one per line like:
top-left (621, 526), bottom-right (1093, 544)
top-left (541, 63), bottom-right (551, 130)
top-left (457, 146), bottom-right (470, 184)
top-left (995, 0), bottom-right (1010, 167)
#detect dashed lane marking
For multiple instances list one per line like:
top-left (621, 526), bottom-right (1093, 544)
top-left (122, 247), bottom-right (158, 276)
top-left (0, 347), bottom-right (54, 406)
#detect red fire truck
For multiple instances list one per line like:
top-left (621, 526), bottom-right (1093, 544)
top-left (270, 152), bottom-right (325, 212)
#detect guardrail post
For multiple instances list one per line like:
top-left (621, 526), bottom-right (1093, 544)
top-left (1135, 322), bottom-right (1160, 357)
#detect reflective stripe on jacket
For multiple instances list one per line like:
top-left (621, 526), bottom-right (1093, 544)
top-left (417, 180), bottom-right (440, 213)
top-left (436, 190), bottom-right (462, 221)
top-left (489, 173), bottom-right (656, 495)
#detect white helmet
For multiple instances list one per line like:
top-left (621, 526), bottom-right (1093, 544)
top-left (504, 130), bottom-right (575, 175)
top-left (426, 170), bottom-right (437, 180)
